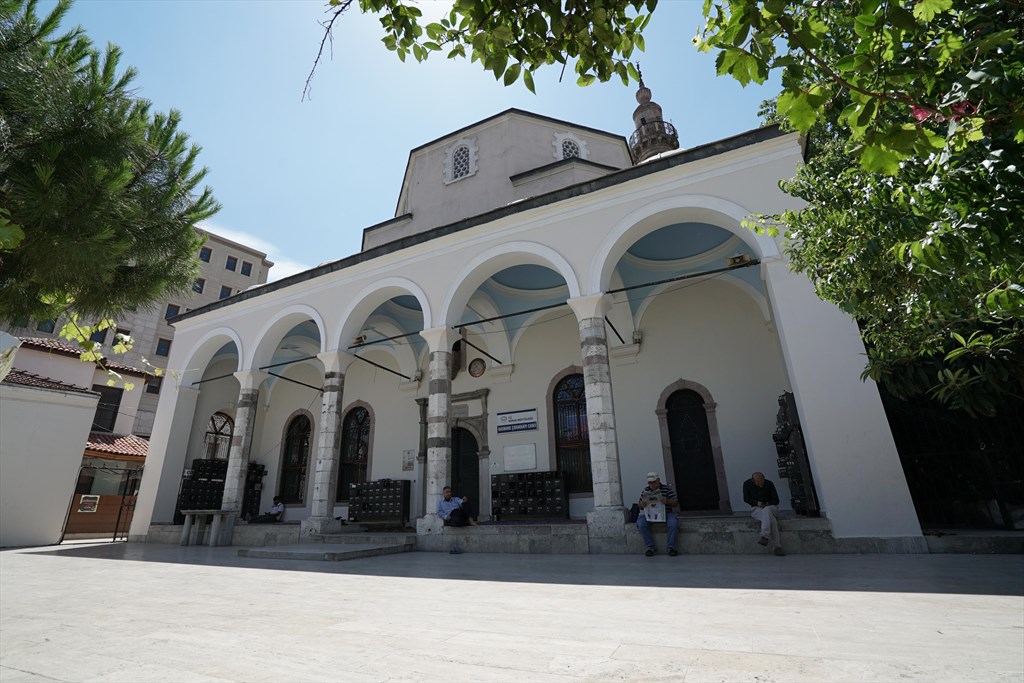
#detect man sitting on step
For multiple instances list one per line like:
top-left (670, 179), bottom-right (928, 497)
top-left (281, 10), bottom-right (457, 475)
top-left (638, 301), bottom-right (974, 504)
top-left (437, 486), bottom-right (478, 526)
top-left (246, 496), bottom-right (285, 524)
top-left (743, 472), bottom-right (785, 556)
top-left (636, 472), bottom-right (679, 557)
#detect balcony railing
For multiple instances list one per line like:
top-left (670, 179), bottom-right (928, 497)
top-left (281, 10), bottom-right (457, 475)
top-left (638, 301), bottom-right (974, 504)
top-left (629, 120), bottom-right (678, 148)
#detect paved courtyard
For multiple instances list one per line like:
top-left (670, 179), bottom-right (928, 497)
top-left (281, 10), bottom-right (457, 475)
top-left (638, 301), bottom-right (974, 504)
top-left (1, 542), bottom-right (1022, 682)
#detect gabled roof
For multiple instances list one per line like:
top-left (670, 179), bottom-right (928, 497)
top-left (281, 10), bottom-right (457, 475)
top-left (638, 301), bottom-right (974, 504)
top-left (86, 432), bottom-right (149, 458)
top-left (1, 368), bottom-right (96, 395)
top-left (18, 337), bottom-right (148, 377)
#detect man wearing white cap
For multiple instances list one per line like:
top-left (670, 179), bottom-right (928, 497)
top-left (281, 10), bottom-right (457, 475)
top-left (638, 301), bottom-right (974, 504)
top-left (636, 472), bottom-right (679, 557)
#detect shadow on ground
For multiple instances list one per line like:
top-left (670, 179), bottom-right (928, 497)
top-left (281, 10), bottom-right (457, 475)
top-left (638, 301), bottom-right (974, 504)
top-left (11, 540), bottom-right (1023, 597)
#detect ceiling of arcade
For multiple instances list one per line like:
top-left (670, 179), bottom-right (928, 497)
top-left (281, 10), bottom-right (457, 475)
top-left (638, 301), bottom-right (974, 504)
top-left (192, 221), bottom-right (764, 379)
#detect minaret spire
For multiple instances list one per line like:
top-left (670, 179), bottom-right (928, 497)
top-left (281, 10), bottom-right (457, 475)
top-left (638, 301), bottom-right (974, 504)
top-left (628, 68), bottom-right (679, 163)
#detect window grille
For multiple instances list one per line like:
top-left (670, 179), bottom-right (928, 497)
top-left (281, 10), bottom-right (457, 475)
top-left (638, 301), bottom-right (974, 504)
top-left (452, 146), bottom-right (471, 179)
top-left (337, 407), bottom-right (371, 500)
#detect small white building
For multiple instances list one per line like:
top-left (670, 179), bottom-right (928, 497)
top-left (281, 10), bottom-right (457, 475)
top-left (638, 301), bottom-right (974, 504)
top-left (131, 86), bottom-right (925, 552)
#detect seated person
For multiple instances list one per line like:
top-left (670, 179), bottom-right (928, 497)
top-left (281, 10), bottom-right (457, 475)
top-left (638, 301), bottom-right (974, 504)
top-left (436, 486), bottom-right (477, 526)
top-left (636, 472), bottom-right (679, 557)
top-left (743, 472), bottom-right (785, 556)
top-left (247, 496), bottom-right (285, 523)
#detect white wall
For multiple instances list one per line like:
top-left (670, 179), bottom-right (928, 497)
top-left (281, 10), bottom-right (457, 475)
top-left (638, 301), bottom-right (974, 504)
top-left (0, 384), bottom-right (98, 547)
top-left (612, 279), bottom-right (790, 509)
top-left (138, 130), bottom-right (921, 542)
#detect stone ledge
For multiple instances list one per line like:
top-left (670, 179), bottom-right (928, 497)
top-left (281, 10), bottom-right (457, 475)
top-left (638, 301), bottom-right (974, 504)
top-left (417, 523), bottom-right (589, 554)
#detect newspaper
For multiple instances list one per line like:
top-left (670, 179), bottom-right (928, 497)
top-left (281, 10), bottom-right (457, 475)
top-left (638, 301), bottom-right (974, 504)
top-left (643, 490), bottom-right (665, 522)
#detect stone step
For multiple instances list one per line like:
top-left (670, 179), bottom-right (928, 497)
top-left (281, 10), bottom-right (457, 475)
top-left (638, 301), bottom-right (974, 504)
top-left (237, 542), bottom-right (413, 562)
top-left (318, 532), bottom-right (418, 545)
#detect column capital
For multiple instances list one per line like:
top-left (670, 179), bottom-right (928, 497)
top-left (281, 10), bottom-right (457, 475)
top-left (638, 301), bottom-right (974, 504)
top-left (567, 294), bottom-right (611, 321)
top-left (317, 349), bottom-right (357, 375)
top-left (233, 370), bottom-right (267, 392)
top-left (419, 326), bottom-right (459, 354)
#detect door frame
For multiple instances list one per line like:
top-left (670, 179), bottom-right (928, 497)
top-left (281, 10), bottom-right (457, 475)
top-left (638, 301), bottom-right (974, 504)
top-left (656, 379), bottom-right (732, 514)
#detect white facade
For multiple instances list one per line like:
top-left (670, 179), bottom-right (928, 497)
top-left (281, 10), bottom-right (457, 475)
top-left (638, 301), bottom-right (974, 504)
top-left (0, 343), bottom-right (100, 547)
top-left (132, 107), bottom-right (924, 551)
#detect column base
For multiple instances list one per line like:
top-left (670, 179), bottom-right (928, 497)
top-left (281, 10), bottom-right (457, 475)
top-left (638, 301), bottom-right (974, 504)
top-left (416, 514), bottom-right (444, 535)
top-left (587, 506), bottom-right (629, 554)
top-left (301, 516), bottom-right (344, 539)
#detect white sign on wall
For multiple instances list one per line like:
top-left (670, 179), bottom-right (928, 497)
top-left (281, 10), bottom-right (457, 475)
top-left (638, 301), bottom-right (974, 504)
top-left (503, 444), bottom-right (537, 471)
top-left (497, 408), bottom-right (538, 434)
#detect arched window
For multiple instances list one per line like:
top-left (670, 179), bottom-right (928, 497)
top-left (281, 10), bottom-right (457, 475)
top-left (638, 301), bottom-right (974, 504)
top-left (204, 412), bottom-right (233, 460)
top-left (280, 414), bottom-right (312, 504)
top-left (337, 406), bottom-right (371, 501)
top-left (552, 132), bottom-right (589, 161)
top-left (452, 145), bottom-right (471, 179)
top-left (444, 137), bottom-right (477, 183)
top-left (553, 374), bottom-right (592, 494)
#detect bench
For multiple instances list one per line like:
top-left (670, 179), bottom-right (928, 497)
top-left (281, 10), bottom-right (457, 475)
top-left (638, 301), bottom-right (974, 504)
top-left (179, 509), bottom-right (234, 547)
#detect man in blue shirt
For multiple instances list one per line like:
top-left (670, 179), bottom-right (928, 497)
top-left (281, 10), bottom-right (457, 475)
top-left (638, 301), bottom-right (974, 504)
top-left (636, 472), bottom-right (679, 557)
top-left (436, 486), bottom-right (477, 526)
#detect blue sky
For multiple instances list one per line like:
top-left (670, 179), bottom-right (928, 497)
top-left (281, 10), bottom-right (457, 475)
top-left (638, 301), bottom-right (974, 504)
top-left (60, 0), bottom-right (779, 280)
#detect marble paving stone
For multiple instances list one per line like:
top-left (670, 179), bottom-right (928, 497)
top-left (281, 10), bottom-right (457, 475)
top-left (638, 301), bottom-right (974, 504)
top-left (2, 543), bottom-right (1021, 682)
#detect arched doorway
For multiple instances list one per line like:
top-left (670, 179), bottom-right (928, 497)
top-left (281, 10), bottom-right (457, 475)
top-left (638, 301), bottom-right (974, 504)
top-left (667, 389), bottom-right (719, 511)
top-left (451, 427), bottom-right (479, 499)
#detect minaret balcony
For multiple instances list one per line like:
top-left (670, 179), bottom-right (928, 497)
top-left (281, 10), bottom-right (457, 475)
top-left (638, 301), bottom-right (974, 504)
top-left (629, 121), bottom-right (679, 149)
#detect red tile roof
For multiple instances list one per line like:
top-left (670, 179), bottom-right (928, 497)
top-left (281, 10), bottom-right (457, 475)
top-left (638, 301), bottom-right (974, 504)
top-left (18, 337), bottom-right (148, 377)
top-left (1, 369), bottom-right (96, 395)
top-left (86, 432), bottom-right (150, 457)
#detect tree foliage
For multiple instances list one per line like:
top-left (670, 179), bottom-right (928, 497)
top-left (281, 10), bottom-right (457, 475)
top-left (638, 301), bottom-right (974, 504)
top-left (308, 0), bottom-right (655, 97)
top-left (326, 0), bottom-right (1023, 413)
top-left (0, 0), bottom-right (220, 325)
top-left (759, 99), bottom-right (1023, 416)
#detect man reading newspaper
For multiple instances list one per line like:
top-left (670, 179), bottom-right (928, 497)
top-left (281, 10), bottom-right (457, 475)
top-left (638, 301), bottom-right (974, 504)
top-left (636, 472), bottom-right (679, 557)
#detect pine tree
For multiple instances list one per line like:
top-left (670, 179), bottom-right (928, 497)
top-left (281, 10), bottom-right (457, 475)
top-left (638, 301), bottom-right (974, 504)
top-left (0, 0), bottom-right (220, 324)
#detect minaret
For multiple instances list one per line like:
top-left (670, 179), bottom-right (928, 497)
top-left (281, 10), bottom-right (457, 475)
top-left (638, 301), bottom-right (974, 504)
top-left (628, 67), bottom-right (679, 163)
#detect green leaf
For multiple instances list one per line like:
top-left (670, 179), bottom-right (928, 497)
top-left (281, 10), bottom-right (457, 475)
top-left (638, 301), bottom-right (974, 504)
top-left (491, 25), bottom-right (514, 44)
top-left (503, 62), bottom-right (521, 86)
top-left (912, 0), bottom-right (952, 23)
top-left (576, 73), bottom-right (597, 86)
top-left (859, 145), bottom-right (901, 174)
top-left (0, 216), bottom-right (26, 250)
top-left (777, 90), bottom-right (819, 132)
top-left (523, 69), bottom-right (536, 93)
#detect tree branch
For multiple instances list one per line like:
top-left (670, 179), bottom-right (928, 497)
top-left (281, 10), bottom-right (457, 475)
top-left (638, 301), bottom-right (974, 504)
top-left (303, 0), bottom-right (354, 102)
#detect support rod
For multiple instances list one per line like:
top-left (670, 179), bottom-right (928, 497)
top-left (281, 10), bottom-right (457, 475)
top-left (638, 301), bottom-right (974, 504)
top-left (452, 300), bottom-right (568, 329)
top-left (352, 353), bottom-right (412, 381)
top-left (266, 371), bottom-right (323, 393)
top-left (604, 316), bottom-right (626, 345)
top-left (605, 259), bottom-right (760, 295)
top-left (461, 337), bottom-right (503, 365)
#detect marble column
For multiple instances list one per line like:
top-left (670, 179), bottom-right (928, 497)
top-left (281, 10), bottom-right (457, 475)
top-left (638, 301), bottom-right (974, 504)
top-left (128, 383), bottom-right (200, 540)
top-left (302, 351), bottom-right (355, 538)
top-left (416, 326), bottom-right (458, 535)
top-left (218, 370), bottom-right (266, 544)
top-left (567, 294), bottom-right (628, 553)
